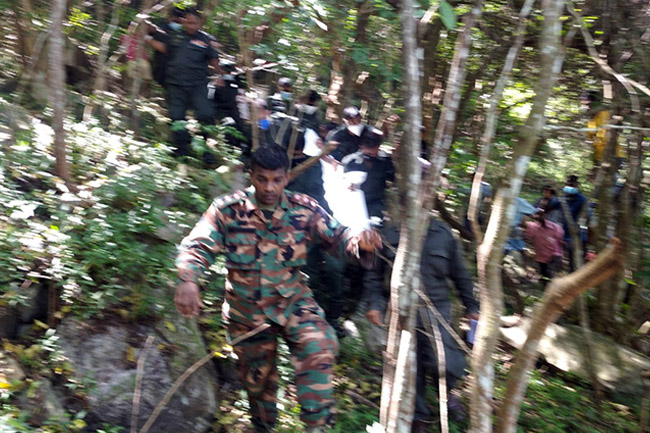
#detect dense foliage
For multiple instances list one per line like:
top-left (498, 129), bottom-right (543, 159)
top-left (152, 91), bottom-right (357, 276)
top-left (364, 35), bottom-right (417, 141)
top-left (0, 0), bottom-right (649, 431)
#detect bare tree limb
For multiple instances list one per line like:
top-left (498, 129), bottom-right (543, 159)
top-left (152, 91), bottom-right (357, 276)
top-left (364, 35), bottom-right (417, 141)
top-left (468, 0), bottom-right (535, 243)
top-left (288, 141), bottom-right (337, 182)
top-left (139, 323), bottom-right (271, 433)
top-left (566, 0), bottom-right (650, 112)
top-left (495, 238), bottom-right (623, 433)
top-left (131, 335), bottom-right (155, 433)
top-left (469, 0), bottom-right (565, 430)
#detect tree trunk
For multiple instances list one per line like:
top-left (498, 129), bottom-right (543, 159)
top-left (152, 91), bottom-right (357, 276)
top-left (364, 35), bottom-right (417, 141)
top-left (130, 0), bottom-right (153, 136)
top-left (380, 1), bottom-right (425, 431)
top-left (430, 0), bottom-right (483, 176)
top-left (620, 116), bottom-right (646, 340)
top-left (13, 0), bottom-right (36, 66)
top-left (592, 112), bottom-right (621, 332)
top-left (559, 196), bottom-right (605, 400)
top-left (325, 40), bottom-right (345, 122)
top-left (49, 0), bottom-right (71, 186)
top-left (495, 239), bottom-right (623, 433)
top-left (468, 0), bottom-right (564, 431)
top-left (84, 2), bottom-right (120, 121)
top-left (235, 10), bottom-right (259, 151)
top-left (467, 0), bottom-right (535, 243)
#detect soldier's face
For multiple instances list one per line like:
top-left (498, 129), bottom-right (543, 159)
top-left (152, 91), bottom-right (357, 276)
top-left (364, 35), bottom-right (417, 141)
top-left (250, 167), bottom-right (289, 206)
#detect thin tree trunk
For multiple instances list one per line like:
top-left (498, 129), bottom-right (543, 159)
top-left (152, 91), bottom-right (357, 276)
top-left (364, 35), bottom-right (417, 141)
top-left (13, 0), bottom-right (35, 66)
top-left (236, 11), bottom-right (259, 151)
top-left (615, 116), bottom-right (645, 340)
top-left (623, 113), bottom-right (647, 336)
top-left (430, 0), bottom-right (483, 176)
top-left (84, 3), bottom-right (120, 121)
top-left (130, 0), bottom-right (153, 136)
top-left (592, 113), bottom-right (621, 332)
top-left (49, 0), bottom-right (71, 186)
top-left (495, 239), bottom-right (623, 433)
top-left (468, 0), bottom-right (565, 431)
top-left (380, 1), bottom-right (425, 431)
top-left (467, 0), bottom-right (535, 242)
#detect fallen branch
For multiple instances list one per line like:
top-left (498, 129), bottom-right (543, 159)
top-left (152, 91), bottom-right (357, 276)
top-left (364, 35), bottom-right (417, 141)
top-left (138, 322), bottom-right (271, 433)
top-left (495, 238), bottom-right (623, 433)
top-left (346, 388), bottom-right (380, 409)
top-left (288, 141), bottom-right (338, 182)
top-left (131, 335), bottom-right (155, 433)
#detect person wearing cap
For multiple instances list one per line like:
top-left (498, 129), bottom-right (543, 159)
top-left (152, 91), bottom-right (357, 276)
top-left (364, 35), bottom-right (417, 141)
top-left (268, 77), bottom-right (294, 114)
top-left (326, 106), bottom-right (370, 162)
top-left (341, 128), bottom-right (395, 219)
top-left (523, 206), bottom-right (564, 285)
top-left (147, 7), bottom-right (222, 157)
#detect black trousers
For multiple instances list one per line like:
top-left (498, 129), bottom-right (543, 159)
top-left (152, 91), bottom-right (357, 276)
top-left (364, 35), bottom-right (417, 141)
top-left (167, 83), bottom-right (214, 156)
top-left (414, 306), bottom-right (467, 422)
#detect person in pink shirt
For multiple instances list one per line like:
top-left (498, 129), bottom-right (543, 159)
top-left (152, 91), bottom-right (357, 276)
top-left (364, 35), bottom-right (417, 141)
top-left (524, 207), bottom-right (564, 286)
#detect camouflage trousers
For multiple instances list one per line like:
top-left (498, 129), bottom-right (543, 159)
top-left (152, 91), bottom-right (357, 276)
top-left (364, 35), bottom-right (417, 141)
top-left (228, 295), bottom-right (339, 429)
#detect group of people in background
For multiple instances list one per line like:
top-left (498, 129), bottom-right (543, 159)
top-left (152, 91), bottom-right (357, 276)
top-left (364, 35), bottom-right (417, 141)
top-left (128, 4), bottom-right (622, 433)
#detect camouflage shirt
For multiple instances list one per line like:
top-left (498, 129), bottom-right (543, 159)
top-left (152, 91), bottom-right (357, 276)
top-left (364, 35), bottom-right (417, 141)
top-left (176, 187), bottom-right (361, 327)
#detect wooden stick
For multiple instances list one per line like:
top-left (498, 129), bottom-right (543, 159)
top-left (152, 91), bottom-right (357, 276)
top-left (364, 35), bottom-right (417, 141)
top-left (138, 323), bottom-right (271, 433)
top-left (288, 141), bottom-right (338, 182)
top-left (419, 308), bottom-right (449, 433)
top-left (131, 335), bottom-right (155, 433)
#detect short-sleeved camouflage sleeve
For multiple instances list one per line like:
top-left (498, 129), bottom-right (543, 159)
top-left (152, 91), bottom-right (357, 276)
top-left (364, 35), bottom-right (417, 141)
top-left (176, 200), bottom-right (226, 285)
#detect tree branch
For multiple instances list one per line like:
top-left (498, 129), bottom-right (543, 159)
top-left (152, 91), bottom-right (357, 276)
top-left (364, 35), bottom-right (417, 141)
top-left (495, 238), bottom-right (623, 433)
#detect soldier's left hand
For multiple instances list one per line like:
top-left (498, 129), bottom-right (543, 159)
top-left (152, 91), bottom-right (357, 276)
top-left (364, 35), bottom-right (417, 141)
top-left (358, 229), bottom-right (382, 252)
top-left (466, 312), bottom-right (479, 321)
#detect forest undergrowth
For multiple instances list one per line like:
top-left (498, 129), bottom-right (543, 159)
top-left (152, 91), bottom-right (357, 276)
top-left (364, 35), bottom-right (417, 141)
top-left (0, 96), bottom-right (643, 432)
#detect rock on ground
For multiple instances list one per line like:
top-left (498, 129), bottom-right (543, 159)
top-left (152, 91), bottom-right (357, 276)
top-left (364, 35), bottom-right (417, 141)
top-left (500, 317), bottom-right (650, 397)
top-left (56, 313), bottom-right (218, 433)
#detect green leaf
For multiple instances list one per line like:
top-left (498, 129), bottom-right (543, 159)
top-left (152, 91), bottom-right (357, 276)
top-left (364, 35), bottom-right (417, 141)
top-left (439, 1), bottom-right (457, 30)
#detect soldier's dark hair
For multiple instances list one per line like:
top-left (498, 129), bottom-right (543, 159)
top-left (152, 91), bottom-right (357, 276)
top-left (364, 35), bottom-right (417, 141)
top-left (306, 90), bottom-right (321, 104)
top-left (566, 175), bottom-right (579, 186)
top-left (184, 6), bottom-right (201, 19)
top-left (251, 144), bottom-right (290, 172)
top-left (360, 128), bottom-right (383, 149)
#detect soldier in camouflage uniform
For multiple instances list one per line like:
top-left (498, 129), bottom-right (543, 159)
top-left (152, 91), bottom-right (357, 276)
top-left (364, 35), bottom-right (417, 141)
top-left (175, 144), bottom-right (380, 433)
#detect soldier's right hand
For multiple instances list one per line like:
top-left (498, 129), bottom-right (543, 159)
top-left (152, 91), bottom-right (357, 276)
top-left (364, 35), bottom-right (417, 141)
top-left (174, 281), bottom-right (204, 317)
top-left (366, 309), bottom-right (384, 327)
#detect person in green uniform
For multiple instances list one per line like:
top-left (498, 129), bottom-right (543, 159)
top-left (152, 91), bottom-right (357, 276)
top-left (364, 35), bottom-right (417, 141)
top-left (148, 7), bottom-right (221, 156)
top-left (175, 144), bottom-right (381, 432)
